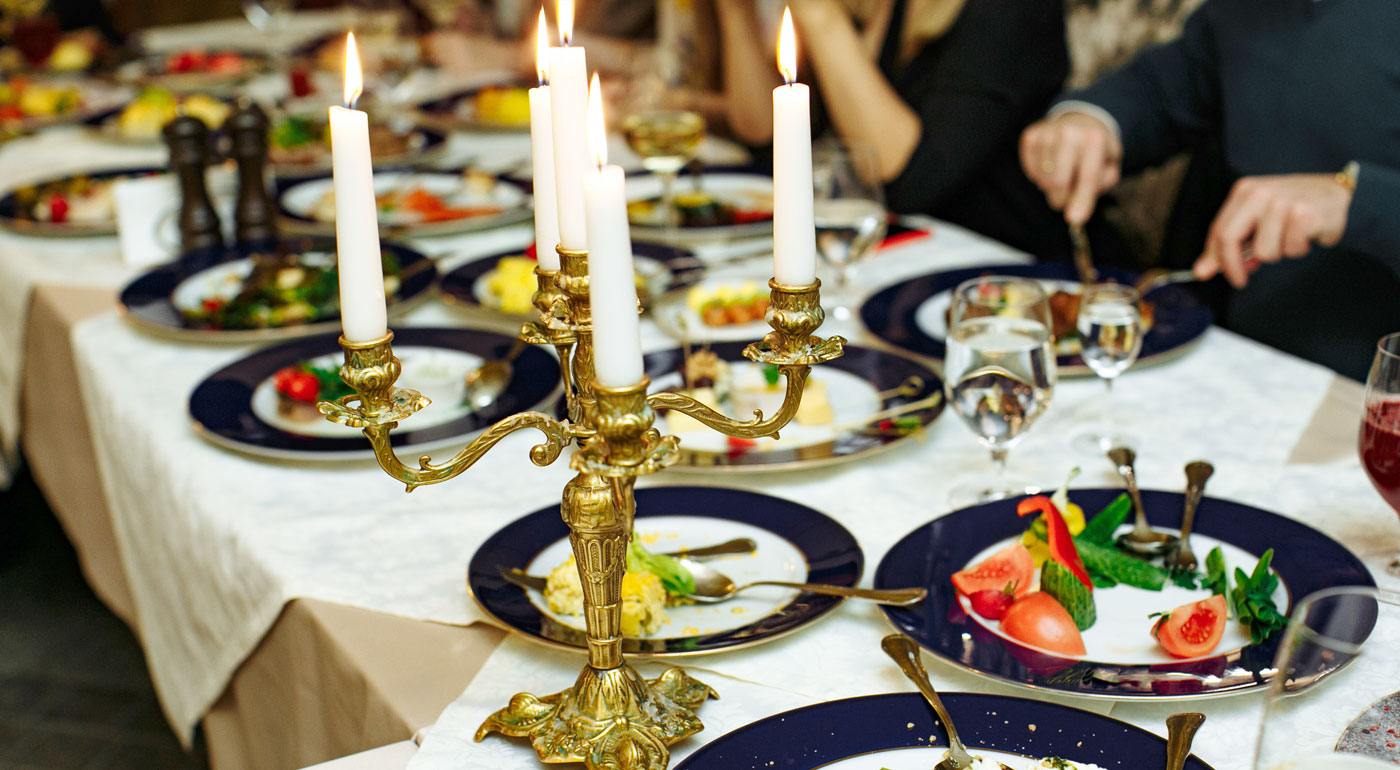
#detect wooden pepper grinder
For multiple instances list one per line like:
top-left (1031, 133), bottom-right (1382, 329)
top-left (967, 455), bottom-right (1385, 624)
top-left (227, 101), bottom-right (278, 244)
top-left (163, 115), bottom-right (223, 253)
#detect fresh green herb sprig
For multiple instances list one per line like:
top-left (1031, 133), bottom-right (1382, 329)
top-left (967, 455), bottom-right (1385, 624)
top-left (626, 540), bottom-right (695, 596)
top-left (1230, 548), bottom-right (1287, 644)
top-left (1204, 546), bottom-right (1228, 600)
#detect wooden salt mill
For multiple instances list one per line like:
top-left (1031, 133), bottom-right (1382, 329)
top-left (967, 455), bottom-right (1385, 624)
top-left (163, 115), bottom-right (223, 253)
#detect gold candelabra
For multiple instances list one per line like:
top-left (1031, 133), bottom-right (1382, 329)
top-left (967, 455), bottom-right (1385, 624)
top-left (319, 245), bottom-right (845, 770)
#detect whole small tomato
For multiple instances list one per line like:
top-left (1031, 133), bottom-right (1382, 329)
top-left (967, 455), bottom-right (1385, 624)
top-left (282, 371), bottom-right (320, 403)
top-left (47, 193), bottom-right (68, 223)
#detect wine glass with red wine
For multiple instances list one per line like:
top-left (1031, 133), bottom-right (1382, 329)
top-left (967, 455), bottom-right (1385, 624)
top-left (1360, 332), bottom-right (1400, 576)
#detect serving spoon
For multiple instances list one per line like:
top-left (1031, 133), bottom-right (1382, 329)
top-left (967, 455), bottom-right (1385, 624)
top-left (882, 634), bottom-right (1014, 770)
top-left (677, 558), bottom-right (926, 605)
top-left (1165, 712), bottom-right (1205, 770)
top-left (462, 338), bottom-right (526, 410)
top-left (1108, 446), bottom-right (1177, 556)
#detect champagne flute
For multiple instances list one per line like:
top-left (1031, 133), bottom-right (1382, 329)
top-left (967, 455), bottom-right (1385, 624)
top-left (1253, 586), bottom-right (1400, 770)
top-left (1071, 282), bottom-right (1143, 454)
top-left (944, 276), bottom-right (1057, 506)
top-left (812, 140), bottom-right (887, 321)
top-left (1360, 332), bottom-right (1400, 576)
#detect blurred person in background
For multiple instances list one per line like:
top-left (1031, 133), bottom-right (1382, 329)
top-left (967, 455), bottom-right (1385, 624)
top-left (718, 0), bottom-right (1111, 262)
top-left (1020, 0), bottom-right (1400, 379)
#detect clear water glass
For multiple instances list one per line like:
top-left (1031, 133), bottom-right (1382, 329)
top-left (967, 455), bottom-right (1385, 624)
top-left (812, 139), bottom-right (886, 320)
top-left (944, 276), bottom-right (1057, 506)
top-left (1253, 586), bottom-right (1400, 770)
top-left (1071, 282), bottom-right (1142, 454)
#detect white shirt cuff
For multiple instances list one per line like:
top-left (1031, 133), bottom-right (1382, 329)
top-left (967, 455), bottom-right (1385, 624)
top-left (1047, 100), bottom-right (1123, 142)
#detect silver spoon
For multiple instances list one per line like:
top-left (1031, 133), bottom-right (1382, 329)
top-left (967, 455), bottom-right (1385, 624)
top-left (1165, 712), bottom-right (1205, 770)
top-left (1108, 446), bottom-right (1177, 556)
top-left (882, 634), bottom-right (1013, 770)
top-left (1168, 461), bottom-right (1214, 571)
top-left (677, 558), bottom-right (926, 605)
top-left (462, 338), bottom-right (526, 410)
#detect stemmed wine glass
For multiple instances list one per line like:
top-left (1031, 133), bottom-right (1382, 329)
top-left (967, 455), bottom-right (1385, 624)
top-left (812, 139), bottom-right (886, 321)
top-left (1253, 586), bottom-right (1400, 770)
top-left (944, 276), bottom-right (1057, 506)
top-left (620, 59), bottom-right (706, 238)
top-left (1360, 332), bottom-right (1400, 576)
top-left (1071, 282), bottom-right (1143, 454)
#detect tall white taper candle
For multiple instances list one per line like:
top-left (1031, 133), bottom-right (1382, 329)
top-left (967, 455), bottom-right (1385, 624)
top-left (548, 0), bottom-right (589, 251)
top-left (529, 10), bottom-right (560, 270)
top-left (771, 8), bottom-right (816, 286)
top-left (582, 74), bottom-right (644, 387)
top-left (329, 32), bottom-right (387, 342)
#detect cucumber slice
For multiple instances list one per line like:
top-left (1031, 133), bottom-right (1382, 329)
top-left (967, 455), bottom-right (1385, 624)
top-left (1076, 538), bottom-right (1168, 591)
top-left (1042, 561), bottom-right (1096, 631)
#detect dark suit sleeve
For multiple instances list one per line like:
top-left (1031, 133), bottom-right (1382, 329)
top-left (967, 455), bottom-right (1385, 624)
top-left (1339, 163), bottom-right (1400, 275)
top-left (1060, 5), bottom-right (1221, 174)
top-left (883, 0), bottom-right (1067, 214)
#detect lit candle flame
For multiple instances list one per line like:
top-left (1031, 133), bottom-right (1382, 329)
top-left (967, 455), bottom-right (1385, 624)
top-left (343, 31), bottom-right (363, 108)
top-left (588, 72), bottom-right (605, 169)
top-left (536, 9), bottom-right (550, 85)
top-left (558, 0), bottom-right (574, 46)
top-left (777, 7), bottom-right (796, 85)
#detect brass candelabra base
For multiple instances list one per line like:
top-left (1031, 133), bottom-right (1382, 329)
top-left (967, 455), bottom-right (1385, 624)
top-left (475, 665), bottom-right (717, 768)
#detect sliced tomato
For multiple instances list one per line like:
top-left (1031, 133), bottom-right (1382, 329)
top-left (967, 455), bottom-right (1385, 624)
top-left (1152, 595), bottom-right (1227, 658)
top-left (951, 543), bottom-right (1033, 599)
top-left (1000, 592), bottom-right (1086, 656)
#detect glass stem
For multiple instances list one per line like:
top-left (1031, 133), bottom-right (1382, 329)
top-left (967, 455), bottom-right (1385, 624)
top-left (660, 170), bottom-right (678, 237)
top-left (990, 447), bottom-right (1008, 477)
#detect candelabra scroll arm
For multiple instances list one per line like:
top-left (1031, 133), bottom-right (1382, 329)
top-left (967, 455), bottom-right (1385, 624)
top-left (645, 364), bottom-right (812, 441)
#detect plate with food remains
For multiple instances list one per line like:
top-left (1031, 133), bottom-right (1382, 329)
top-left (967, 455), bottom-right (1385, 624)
top-left (0, 166), bottom-right (162, 237)
top-left (0, 75), bottom-right (130, 132)
top-left (276, 169), bottom-right (531, 237)
top-left (119, 235), bottom-right (435, 343)
top-left (114, 49), bottom-right (266, 93)
top-left (86, 86), bottom-right (231, 145)
top-left (626, 169), bottom-right (774, 244)
top-left (634, 340), bottom-right (944, 472)
top-left (654, 277), bottom-right (777, 344)
top-left (875, 482), bottom-right (1375, 700)
top-left (439, 241), bottom-right (704, 319)
top-left (468, 485), bottom-right (862, 656)
top-left (860, 262), bottom-right (1213, 375)
top-left (673, 692), bottom-right (1214, 770)
top-left (188, 326), bottom-right (561, 460)
top-left (414, 82), bottom-right (534, 132)
top-left (268, 114), bottom-right (446, 176)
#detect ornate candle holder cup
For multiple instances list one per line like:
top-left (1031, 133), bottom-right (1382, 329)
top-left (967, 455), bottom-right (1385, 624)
top-left (319, 247), bottom-right (844, 770)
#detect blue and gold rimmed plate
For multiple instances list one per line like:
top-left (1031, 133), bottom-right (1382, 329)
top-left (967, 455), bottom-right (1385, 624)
top-left (119, 235), bottom-right (436, 344)
top-left (625, 168), bottom-right (774, 245)
top-left (860, 262), bottom-right (1213, 375)
top-left (674, 692), bottom-right (1215, 770)
top-left (276, 170), bottom-right (532, 237)
top-left (188, 326), bottom-right (560, 461)
top-left (439, 241), bottom-right (704, 318)
top-left (874, 488), bottom-right (1375, 700)
top-left (467, 485), bottom-right (862, 656)
top-left (676, 691), bottom-right (1215, 769)
top-left (0, 165), bottom-right (163, 237)
top-left (633, 341), bottom-right (944, 473)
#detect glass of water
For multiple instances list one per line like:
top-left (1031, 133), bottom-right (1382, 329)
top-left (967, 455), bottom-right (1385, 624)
top-left (1070, 282), bottom-right (1143, 454)
top-left (944, 276), bottom-right (1057, 506)
top-left (1254, 586), bottom-right (1400, 770)
top-left (813, 139), bottom-right (887, 321)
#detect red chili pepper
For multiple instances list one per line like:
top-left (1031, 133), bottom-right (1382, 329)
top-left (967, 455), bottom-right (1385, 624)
top-left (727, 437), bottom-right (756, 449)
top-left (1017, 495), bottom-right (1092, 590)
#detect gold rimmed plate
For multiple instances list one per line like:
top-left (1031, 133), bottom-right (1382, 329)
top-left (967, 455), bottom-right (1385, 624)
top-left (467, 485), bottom-right (862, 656)
top-left (620, 341), bottom-right (944, 473)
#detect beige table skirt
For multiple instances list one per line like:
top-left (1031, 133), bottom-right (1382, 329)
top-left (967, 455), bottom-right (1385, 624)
top-left (17, 282), bottom-right (1366, 770)
top-left (20, 283), bottom-right (507, 770)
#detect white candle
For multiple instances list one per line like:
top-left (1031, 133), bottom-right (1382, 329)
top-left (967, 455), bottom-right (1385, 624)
top-left (529, 10), bottom-right (560, 270)
top-left (329, 32), bottom-right (387, 342)
top-left (548, 0), bottom-right (589, 251)
top-left (582, 74), bottom-right (644, 387)
top-left (771, 8), bottom-right (816, 286)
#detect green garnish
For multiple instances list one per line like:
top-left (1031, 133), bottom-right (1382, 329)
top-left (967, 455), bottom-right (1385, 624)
top-left (1077, 494), bottom-right (1132, 545)
top-left (271, 115), bottom-right (317, 149)
top-left (1204, 546), bottom-right (1229, 600)
top-left (1169, 567), bottom-right (1203, 590)
top-left (1230, 548), bottom-right (1287, 644)
top-left (762, 363), bottom-right (780, 386)
top-left (626, 540), bottom-right (695, 596)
